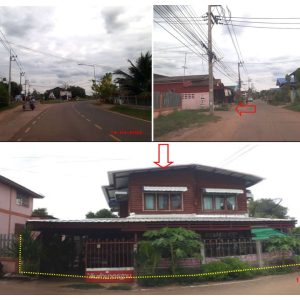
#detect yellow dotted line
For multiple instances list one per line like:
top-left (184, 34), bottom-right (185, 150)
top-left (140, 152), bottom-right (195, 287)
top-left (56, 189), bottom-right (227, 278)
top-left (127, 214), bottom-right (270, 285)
top-left (18, 234), bottom-right (22, 274)
top-left (18, 234), bottom-right (300, 280)
top-left (21, 263), bottom-right (300, 280)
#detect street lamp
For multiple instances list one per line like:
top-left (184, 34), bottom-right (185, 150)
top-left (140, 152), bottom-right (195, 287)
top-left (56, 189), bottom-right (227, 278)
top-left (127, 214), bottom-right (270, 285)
top-left (78, 63), bottom-right (96, 81)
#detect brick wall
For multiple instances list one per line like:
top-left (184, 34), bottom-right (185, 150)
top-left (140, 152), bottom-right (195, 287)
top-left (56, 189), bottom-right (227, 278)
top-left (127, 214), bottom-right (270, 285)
top-left (128, 170), bottom-right (248, 215)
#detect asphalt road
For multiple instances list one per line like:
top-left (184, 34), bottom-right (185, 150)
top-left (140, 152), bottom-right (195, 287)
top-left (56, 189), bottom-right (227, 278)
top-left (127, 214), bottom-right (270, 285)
top-left (10, 101), bottom-right (151, 141)
top-left (157, 100), bottom-right (300, 141)
top-left (0, 272), bottom-right (299, 295)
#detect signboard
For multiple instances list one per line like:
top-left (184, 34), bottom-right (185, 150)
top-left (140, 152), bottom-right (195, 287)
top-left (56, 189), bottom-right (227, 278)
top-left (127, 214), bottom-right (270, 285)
top-left (85, 267), bottom-right (134, 283)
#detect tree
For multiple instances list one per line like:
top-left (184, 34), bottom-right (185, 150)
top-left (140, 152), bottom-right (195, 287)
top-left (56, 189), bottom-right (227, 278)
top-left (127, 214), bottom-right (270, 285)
top-left (69, 86), bottom-right (86, 98)
top-left (141, 227), bottom-right (202, 274)
top-left (0, 82), bottom-right (8, 107)
top-left (248, 198), bottom-right (289, 219)
top-left (85, 208), bottom-right (117, 218)
top-left (32, 208), bottom-right (56, 219)
top-left (91, 73), bottom-right (117, 102)
top-left (266, 236), bottom-right (300, 263)
top-left (114, 51), bottom-right (152, 96)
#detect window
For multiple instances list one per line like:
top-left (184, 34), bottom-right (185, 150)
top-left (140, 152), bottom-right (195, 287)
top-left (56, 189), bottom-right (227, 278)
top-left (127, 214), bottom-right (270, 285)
top-left (202, 194), bottom-right (237, 211)
top-left (144, 192), bottom-right (183, 211)
top-left (144, 193), bottom-right (155, 210)
top-left (215, 196), bottom-right (225, 210)
top-left (170, 193), bottom-right (182, 210)
top-left (16, 192), bottom-right (29, 207)
top-left (226, 196), bottom-right (236, 210)
top-left (157, 194), bottom-right (168, 210)
top-left (203, 195), bottom-right (213, 210)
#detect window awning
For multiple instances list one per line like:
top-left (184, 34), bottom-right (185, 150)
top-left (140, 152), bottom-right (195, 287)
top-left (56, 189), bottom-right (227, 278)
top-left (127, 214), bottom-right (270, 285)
top-left (204, 188), bottom-right (244, 194)
top-left (143, 186), bottom-right (188, 192)
top-left (251, 228), bottom-right (286, 240)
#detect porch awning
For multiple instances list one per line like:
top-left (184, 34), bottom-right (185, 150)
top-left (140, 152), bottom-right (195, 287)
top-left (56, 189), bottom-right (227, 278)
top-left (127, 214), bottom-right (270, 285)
top-left (143, 186), bottom-right (188, 192)
top-left (204, 188), bottom-right (244, 194)
top-left (251, 228), bottom-right (286, 240)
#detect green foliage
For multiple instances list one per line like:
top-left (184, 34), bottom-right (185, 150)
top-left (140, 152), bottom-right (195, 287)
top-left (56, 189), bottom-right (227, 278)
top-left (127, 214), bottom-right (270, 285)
top-left (114, 52), bottom-right (152, 96)
top-left (141, 227), bottom-right (202, 274)
top-left (110, 105), bottom-right (151, 121)
top-left (0, 82), bottom-right (8, 107)
top-left (220, 257), bottom-right (254, 279)
top-left (248, 198), bottom-right (288, 219)
top-left (92, 73), bottom-right (117, 102)
top-left (32, 208), bottom-right (55, 218)
top-left (69, 86), bottom-right (86, 98)
top-left (201, 261), bottom-right (230, 280)
top-left (266, 236), bottom-right (300, 253)
top-left (85, 208), bottom-right (117, 218)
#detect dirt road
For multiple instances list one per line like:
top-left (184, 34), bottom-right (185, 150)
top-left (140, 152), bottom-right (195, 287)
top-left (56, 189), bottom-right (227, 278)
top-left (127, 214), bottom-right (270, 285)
top-left (0, 272), bottom-right (299, 295)
top-left (157, 100), bottom-right (300, 141)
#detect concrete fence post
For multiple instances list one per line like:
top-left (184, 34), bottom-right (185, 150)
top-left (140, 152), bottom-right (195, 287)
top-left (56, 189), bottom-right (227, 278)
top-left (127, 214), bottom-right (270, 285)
top-left (255, 240), bottom-right (264, 268)
top-left (200, 243), bottom-right (206, 264)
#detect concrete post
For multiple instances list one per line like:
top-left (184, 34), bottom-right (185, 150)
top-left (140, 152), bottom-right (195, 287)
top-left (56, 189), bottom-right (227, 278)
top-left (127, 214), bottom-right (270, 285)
top-left (255, 240), bottom-right (264, 268)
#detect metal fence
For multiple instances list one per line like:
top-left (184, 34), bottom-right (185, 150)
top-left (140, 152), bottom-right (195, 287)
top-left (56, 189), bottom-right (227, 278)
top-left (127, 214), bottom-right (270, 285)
top-left (204, 238), bottom-right (256, 258)
top-left (85, 239), bottom-right (135, 268)
top-left (154, 92), bottom-right (182, 110)
top-left (0, 234), bottom-right (17, 257)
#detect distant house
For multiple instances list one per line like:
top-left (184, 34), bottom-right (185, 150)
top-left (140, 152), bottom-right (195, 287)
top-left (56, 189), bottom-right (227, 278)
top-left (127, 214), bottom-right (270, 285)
top-left (154, 74), bottom-right (226, 109)
top-left (60, 91), bottom-right (72, 100)
top-left (48, 92), bottom-right (56, 99)
top-left (0, 175), bottom-right (44, 235)
top-left (276, 70), bottom-right (299, 102)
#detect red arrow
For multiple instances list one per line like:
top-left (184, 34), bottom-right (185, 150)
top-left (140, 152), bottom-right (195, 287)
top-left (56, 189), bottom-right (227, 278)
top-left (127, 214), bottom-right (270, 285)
top-left (235, 101), bottom-right (256, 116)
top-left (154, 144), bottom-right (174, 169)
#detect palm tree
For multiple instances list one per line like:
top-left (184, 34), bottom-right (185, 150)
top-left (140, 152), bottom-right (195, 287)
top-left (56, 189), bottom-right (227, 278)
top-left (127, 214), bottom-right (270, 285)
top-left (114, 52), bottom-right (152, 97)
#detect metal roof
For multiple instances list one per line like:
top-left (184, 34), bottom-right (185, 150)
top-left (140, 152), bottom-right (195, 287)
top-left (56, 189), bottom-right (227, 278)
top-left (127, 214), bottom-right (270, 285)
top-left (27, 215), bottom-right (294, 224)
top-left (0, 175), bottom-right (44, 199)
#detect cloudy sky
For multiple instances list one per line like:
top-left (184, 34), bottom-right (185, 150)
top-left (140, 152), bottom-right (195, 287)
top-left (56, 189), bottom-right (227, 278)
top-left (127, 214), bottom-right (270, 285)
top-left (154, 0), bottom-right (300, 91)
top-left (0, 4), bottom-right (151, 94)
top-left (0, 142), bottom-right (299, 224)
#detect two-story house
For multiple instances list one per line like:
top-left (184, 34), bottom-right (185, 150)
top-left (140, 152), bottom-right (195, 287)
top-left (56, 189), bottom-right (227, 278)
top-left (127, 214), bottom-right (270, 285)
top-left (0, 175), bottom-right (44, 235)
top-left (27, 165), bottom-right (295, 282)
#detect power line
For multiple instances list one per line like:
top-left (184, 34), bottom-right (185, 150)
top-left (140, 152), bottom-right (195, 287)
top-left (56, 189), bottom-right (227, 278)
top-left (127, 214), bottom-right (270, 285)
top-left (220, 23), bottom-right (300, 29)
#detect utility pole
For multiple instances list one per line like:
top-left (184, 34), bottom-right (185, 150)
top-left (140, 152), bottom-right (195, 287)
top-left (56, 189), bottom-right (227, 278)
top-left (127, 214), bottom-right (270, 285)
top-left (207, 5), bottom-right (220, 114)
top-left (8, 49), bottom-right (17, 105)
top-left (238, 62), bottom-right (242, 91)
top-left (20, 72), bottom-right (25, 91)
top-left (182, 52), bottom-right (188, 82)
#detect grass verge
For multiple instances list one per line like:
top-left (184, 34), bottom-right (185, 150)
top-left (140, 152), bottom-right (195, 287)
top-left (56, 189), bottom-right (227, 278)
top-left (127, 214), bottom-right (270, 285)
top-left (284, 102), bottom-right (300, 112)
top-left (154, 109), bottom-right (221, 137)
top-left (110, 105), bottom-right (151, 121)
top-left (0, 102), bottom-right (21, 112)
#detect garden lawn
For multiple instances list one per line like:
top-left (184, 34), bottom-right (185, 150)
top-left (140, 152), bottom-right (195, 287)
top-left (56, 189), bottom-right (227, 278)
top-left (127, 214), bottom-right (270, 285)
top-left (154, 110), bottom-right (221, 137)
top-left (110, 105), bottom-right (151, 121)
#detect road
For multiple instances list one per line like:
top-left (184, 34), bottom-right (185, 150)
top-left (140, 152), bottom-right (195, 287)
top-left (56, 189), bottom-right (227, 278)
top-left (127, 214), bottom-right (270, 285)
top-left (0, 272), bottom-right (299, 295)
top-left (156, 100), bottom-right (300, 141)
top-left (7, 101), bottom-right (151, 141)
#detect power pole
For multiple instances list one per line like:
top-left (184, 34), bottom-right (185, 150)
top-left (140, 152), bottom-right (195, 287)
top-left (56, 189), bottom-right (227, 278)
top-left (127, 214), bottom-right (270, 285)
top-left (207, 5), bottom-right (221, 114)
top-left (20, 72), bottom-right (25, 91)
top-left (208, 5), bottom-right (214, 114)
top-left (8, 49), bottom-right (17, 105)
top-left (238, 62), bottom-right (242, 91)
top-left (182, 52), bottom-right (188, 82)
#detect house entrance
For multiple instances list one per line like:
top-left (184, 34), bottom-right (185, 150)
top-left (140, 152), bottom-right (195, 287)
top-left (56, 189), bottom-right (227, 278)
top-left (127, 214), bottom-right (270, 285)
top-left (85, 239), bottom-right (136, 283)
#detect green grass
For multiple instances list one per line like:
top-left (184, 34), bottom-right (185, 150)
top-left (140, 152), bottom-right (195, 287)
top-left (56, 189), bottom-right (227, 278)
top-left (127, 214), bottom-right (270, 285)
top-left (0, 102), bottom-right (21, 112)
top-left (154, 109), bottom-right (221, 137)
top-left (63, 283), bottom-right (105, 289)
top-left (107, 284), bottom-right (132, 290)
top-left (110, 105), bottom-right (151, 121)
top-left (284, 102), bottom-right (300, 111)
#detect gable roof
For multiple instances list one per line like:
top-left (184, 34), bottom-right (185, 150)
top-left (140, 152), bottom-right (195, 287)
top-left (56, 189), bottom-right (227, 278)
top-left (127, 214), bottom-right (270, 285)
top-left (102, 164), bottom-right (263, 207)
top-left (0, 175), bottom-right (44, 198)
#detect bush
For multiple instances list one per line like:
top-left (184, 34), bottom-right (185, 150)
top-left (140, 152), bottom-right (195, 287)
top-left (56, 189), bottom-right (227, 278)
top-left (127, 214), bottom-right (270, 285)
top-left (0, 262), bottom-right (4, 277)
top-left (220, 258), bottom-right (254, 279)
top-left (201, 261), bottom-right (230, 281)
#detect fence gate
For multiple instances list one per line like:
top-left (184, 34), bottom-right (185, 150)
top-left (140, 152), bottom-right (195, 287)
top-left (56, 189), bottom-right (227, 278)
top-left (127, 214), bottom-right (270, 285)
top-left (85, 239), bottom-right (135, 283)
